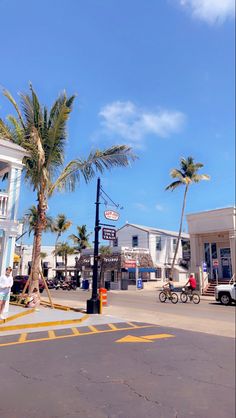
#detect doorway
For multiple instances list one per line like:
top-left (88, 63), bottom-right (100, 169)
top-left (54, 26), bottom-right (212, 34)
top-left (220, 248), bottom-right (232, 279)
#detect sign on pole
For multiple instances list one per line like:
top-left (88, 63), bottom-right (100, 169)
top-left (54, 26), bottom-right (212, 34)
top-left (102, 227), bottom-right (116, 240)
top-left (104, 210), bottom-right (120, 221)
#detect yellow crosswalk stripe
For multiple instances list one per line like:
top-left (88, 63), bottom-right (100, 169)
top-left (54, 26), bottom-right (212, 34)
top-left (71, 327), bottom-right (80, 335)
top-left (88, 325), bottom-right (99, 332)
top-left (108, 323), bottom-right (118, 330)
top-left (18, 333), bottom-right (27, 343)
top-left (48, 330), bottom-right (56, 339)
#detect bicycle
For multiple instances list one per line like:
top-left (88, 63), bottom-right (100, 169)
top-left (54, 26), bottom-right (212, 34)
top-left (180, 287), bottom-right (200, 304)
top-left (159, 288), bottom-right (178, 304)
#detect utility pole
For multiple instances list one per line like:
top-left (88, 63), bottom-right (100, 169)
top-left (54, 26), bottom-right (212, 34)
top-left (87, 178), bottom-right (101, 314)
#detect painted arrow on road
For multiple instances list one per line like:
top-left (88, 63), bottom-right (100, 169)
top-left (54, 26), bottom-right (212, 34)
top-left (115, 333), bottom-right (175, 343)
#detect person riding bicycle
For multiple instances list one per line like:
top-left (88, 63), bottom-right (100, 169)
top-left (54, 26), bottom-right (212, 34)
top-left (163, 277), bottom-right (174, 297)
top-left (185, 273), bottom-right (197, 294)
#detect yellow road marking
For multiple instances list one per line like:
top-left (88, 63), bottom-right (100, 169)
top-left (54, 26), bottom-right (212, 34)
top-left (0, 314), bottom-right (89, 332)
top-left (126, 322), bottom-right (138, 328)
top-left (108, 323), bottom-right (118, 330)
top-left (0, 324), bottom-right (154, 348)
top-left (0, 308), bottom-right (35, 325)
top-left (144, 334), bottom-right (175, 340)
top-left (48, 330), bottom-right (56, 338)
top-left (116, 335), bottom-right (153, 343)
top-left (18, 333), bottom-right (27, 343)
top-left (71, 327), bottom-right (80, 335)
top-left (115, 333), bottom-right (175, 343)
top-left (88, 325), bottom-right (99, 332)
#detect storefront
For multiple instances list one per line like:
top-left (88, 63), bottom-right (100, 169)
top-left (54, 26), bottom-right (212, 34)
top-left (77, 249), bottom-right (155, 289)
top-left (187, 207), bottom-right (235, 281)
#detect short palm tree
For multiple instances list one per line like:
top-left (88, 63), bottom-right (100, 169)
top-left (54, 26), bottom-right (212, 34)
top-left (0, 85), bottom-right (136, 290)
top-left (165, 156), bottom-right (210, 277)
top-left (69, 224), bottom-right (91, 253)
top-left (53, 214), bottom-right (72, 266)
top-left (54, 242), bottom-right (75, 279)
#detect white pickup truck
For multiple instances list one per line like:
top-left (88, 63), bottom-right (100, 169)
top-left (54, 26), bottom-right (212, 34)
top-left (215, 278), bottom-right (236, 306)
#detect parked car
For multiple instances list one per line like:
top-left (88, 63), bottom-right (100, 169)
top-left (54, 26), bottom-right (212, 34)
top-left (12, 275), bottom-right (45, 294)
top-left (214, 278), bottom-right (236, 306)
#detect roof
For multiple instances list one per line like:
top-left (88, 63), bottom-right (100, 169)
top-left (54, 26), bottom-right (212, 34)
top-left (118, 223), bottom-right (189, 239)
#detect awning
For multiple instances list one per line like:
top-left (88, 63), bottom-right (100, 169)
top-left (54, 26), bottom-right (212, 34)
top-left (127, 267), bottom-right (157, 273)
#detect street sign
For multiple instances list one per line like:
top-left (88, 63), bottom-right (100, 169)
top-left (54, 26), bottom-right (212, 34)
top-left (102, 227), bottom-right (116, 240)
top-left (104, 210), bottom-right (120, 221)
top-left (213, 259), bottom-right (219, 268)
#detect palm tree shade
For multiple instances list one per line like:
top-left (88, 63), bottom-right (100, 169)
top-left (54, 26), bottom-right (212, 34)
top-left (165, 157), bottom-right (210, 277)
top-left (0, 85), bottom-right (136, 290)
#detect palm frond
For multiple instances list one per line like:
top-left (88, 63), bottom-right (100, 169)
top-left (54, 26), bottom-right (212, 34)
top-left (169, 169), bottom-right (185, 181)
top-left (165, 180), bottom-right (183, 191)
top-left (192, 173), bottom-right (210, 183)
top-left (0, 118), bottom-right (13, 140)
top-left (49, 145), bottom-right (136, 195)
top-left (3, 88), bottom-right (25, 129)
top-left (7, 115), bottom-right (24, 144)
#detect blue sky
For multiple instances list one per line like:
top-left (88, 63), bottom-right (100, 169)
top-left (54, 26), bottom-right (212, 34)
top-left (0, 0), bottom-right (235, 245)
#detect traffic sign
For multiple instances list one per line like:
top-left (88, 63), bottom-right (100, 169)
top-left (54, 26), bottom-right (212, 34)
top-left (213, 259), bottom-right (219, 267)
top-left (102, 227), bottom-right (116, 240)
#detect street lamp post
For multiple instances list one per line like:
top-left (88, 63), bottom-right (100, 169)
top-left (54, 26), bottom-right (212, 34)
top-left (86, 178), bottom-right (101, 314)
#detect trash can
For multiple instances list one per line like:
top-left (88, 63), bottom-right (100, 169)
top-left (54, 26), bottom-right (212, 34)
top-left (121, 279), bottom-right (129, 290)
top-left (82, 279), bottom-right (89, 290)
top-left (137, 278), bottom-right (143, 289)
top-left (104, 281), bottom-right (111, 291)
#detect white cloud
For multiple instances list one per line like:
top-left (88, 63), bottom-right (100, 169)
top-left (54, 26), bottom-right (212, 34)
top-left (99, 101), bottom-right (185, 147)
top-left (134, 203), bottom-right (149, 212)
top-left (155, 204), bottom-right (164, 211)
top-left (179, 0), bottom-right (235, 24)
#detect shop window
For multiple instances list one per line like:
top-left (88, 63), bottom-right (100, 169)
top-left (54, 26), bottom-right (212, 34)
top-left (155, 268), bottom-right (162, 279)
top-left (173, 238), bottom-right (177, 252)
top-left (165, 268), bottom-right (171, 279)
top-left (204, 243), bottom-right (210, 268)
top-left (211, 243), bottom-right (217, 259)
top-left (156, 235), bottom-right (161, 251)
top-left (132, 235), bottom-right (138, 247)
top-left (113, 238), bottom-right (118, 247)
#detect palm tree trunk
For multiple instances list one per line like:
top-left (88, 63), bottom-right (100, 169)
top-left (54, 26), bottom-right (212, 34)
top-left (170, 185), bottom-right (188, 278)
top-left (30, 190), bottom-right (47, 291)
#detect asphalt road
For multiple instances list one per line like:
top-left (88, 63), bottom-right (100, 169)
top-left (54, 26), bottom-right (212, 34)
top-left (45, 289), bottom-right (235, 337)
top-left (0, 323), bottom-right (234, 418)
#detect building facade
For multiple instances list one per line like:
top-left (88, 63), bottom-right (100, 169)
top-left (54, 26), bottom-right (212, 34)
top-left (0, 138), bottom-right (26, 275)
top-left (111, 223), bottom-right (190, 282)
top-left (187, 207), bottom-right (236, 281)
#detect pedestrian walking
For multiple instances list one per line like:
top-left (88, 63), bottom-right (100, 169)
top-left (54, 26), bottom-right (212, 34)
top-left (0, 267), bottom-right (13, 319)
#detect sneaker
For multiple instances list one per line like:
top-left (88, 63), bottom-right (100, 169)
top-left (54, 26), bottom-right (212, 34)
top-left (35, 308), bottom-right (40, 312)
top-left (0, 314), bottom-right (6, 320)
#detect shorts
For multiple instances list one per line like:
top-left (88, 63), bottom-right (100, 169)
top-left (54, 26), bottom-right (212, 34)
top-left (0, 290), bottom-right (10, 301)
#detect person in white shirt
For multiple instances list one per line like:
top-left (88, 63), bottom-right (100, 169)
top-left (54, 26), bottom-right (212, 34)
top-left (0, 267), bottom-right (13, 319)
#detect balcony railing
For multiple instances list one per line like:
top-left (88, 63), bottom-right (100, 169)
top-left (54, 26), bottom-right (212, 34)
top-left (0, 192), bottom-right (8, 218)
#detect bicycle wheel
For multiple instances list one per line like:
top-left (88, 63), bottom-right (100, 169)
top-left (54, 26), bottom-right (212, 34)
top-left (180, 292), bottom-right (188, 303)
top-left (192, 293), bottom-right (200, 304)
top-left (159, 291), bottom-right (167, 303)
top-left (170, 292), bottom-right (178, 304)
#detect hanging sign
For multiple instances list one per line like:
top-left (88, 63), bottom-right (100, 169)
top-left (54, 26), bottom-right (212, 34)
top-left (104, 210), bottom-right (120, 221)
top-left (102, 227), bottom-right (116, 240)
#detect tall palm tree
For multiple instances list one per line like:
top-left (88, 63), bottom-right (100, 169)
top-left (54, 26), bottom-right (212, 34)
top-left (53, 214), bottom-right (72, 267)
top-left (0, 85), bottom-right (136, 290)
top-left (54, 242), bottom-right (75, 279)
top-left (165, 156), bottom-right (210, 277)
top-left (69, 224), bottom-right (91, 253)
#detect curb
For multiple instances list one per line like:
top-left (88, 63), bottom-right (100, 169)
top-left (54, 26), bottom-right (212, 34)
top-left (0, 308), bottom-right (35, 325)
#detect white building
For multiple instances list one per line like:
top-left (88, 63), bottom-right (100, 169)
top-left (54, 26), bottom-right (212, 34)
top-left (18, 245), bottom-right (79, 279)
top-left (187, 207), bottom-right (236, 281)
top-left (0, 138), bottom-right (26, 275)
top-left (111, 223), bottom-right (190, 282)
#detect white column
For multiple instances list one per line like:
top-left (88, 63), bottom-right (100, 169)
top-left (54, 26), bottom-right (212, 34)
top-left (190, 234), bottom-right (198, 274)
top-left (229, 230), bottom-right (236, 278)
top-left (6, 164), bottom-right (23, 221)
